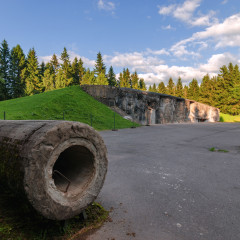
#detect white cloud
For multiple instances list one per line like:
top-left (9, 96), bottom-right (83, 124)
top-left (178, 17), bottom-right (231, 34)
top-left (162, 24), bottom-right (175, 30)
top-left (169, 13), bottom-right (240, 59)
top-left (39, 51), bottom-right (95, 68)
top-left (158, 0), bottom-right (217, 27)
top-left (222, 0), bottom-right (228, 4)
top-left (145, 48), bottom-right (170, 56)
top-left (98, 0), bottom-right (115, 12)
top-left (199, 53), bottom-right (240, 72)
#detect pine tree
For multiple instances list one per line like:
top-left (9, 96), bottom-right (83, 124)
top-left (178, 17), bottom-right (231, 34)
top-left (183, 85), bottom-right (188, 99)
top-left (25, 48), bottom-right (42, 95)
top-left (57, 47), bottom-right (73, 87)
top-left (0, 75), bottom-right (5, 100)
top-left (94, 52), bottom-right (106, 77)
top-left (120, 68), bottom-right (131, 88)
top-left (188, 79), bottom-right (199, 101)
top-left (95, 72), bottom-right (108, 85)
top-left (152, 83), bottom-right (157, 92)
top-left (50, 54), bottom-right (59, 74)
top-left (131, 71), bottom-right (139, 89)
top-left (39, 62), bottom-right (46, 77)
top-left (138, 78), bottom-right (146, 90)
top-left (0, 39), bottom-right (10, 99)
top-left (157, 82), bottom-right (166, 94)
top-left (81, 69), bottom-right (95, 85)
top-left (149, 85), bottom-right (152, 92)
top-left (199, 74), bottom-right (214, 105)
top-left (9, 44), bottom-right (26, 98)
top-left (78, 58), bottom-right (85, 84)
top-left (175, 77), bottom-right (183, 97)
top-left (42, 63), bottom-right (55, 91)
top-left (71, 57), bottom-right (79, 85)
top-left (166, 77), bottom-right (175, 95)
top-left (107, 66), bottom-right (117, 86)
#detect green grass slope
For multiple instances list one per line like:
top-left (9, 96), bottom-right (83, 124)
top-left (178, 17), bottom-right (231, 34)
top-left (0, 86), bottom-right (136, 130)
top-left (220, 113), bottom-right (240, 122)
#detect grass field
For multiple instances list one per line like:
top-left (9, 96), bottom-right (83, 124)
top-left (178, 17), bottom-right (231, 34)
top-left (219, 113), bottom-right (240, 122)
top-left (0, 85), bottom-right (138, 130)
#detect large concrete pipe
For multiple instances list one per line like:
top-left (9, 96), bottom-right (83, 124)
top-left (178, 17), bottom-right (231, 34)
top-left (0, 120), bottom-right (108, 220)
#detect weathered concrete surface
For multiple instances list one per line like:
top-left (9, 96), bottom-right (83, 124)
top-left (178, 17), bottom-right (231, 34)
top-left (0, 120), bottom-right (108, 220)
top-left (81, 85), bottom-right (220, 124)
top-left (88, 123), bottom-right (240, 240)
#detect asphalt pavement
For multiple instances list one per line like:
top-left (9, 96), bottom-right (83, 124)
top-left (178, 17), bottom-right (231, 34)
top-left (87, 123), bottom-right (240, 240)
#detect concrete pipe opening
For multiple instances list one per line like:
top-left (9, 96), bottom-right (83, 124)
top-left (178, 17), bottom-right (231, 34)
top-left (0, 120), bottom-right (108, 220)
top-left (52, 145), bottom-right (95, 196)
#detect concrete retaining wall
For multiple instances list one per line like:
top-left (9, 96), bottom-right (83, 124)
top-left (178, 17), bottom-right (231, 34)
top-left (81, 85), bottom-right (220, 125)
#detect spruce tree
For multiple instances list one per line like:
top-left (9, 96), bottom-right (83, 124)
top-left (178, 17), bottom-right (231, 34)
top-left (120, 68), bottom-right (131, 88)
top-left (166, 77), bottom-right (175, 95)
top-left (0, 39), bottom-right (10, 99)
top-left (57, 47), bottom-right (73, 87)
top-left (95, 72), bottom-right (108, 85)
top-left (149, 85), bottom-right (152, 92)
top-left (176, 77), bottom-right (183, 97)
top-left (94, 52), bottom-right (106, 77)
top-left (81, 69), bottom-right (95, 85)
top-left (25, 48), bottom-right (42, 95)
top-left (131, 71), bottom-right (139, 89)
top-left (199, 74), bottom-right (214, 105)
top-left (157, 82), bottom-right (166, 94)
top-left (183, 85), bottom-right (188, 99)
top-left (78, 58), bottom-right (85, 84)
top-left (71, 57), bottom-right (79, 85)
top-left (107, 66), bottom-right (117, 86)
top-left (152, 83), bottom-right (157, 92)
top-left (0, 75), bottom-right (5, 100)
top-left (9, 44), bottom-right (26, 98)
top-left (188, 79), bottom-right (199, 101)
top-left (138, 78), bottom-right (146, 90)
top-left (42, 63), bottom-right (55, 91)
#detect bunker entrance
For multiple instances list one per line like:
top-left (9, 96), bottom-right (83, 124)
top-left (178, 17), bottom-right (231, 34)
top-left (53, 145), bottom-right (95, 195)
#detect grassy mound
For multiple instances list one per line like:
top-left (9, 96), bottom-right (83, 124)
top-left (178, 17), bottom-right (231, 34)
top-left (0, 86), bottom-right (137, 130)
top-left (220, 113), bottom-right (240, 122)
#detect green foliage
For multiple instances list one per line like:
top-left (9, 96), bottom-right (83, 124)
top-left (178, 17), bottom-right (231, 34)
top-left (95, 72), bottom-right (108, 85)
top-left (175, 77), bottom-right (183, 97)
top-left (131, 71), bottom-right (139, 89)
top-left (152, 83), bottom-right (157, 92)
top-left (157, 81), bottom-right (166, 94)
top-left (107, 66), bottom-right (117, 86)
top-left (166, 77), bottom-right (175, 95)
top-left (209, 147), bottom-right (229, 153)
top-left (0, 39), bottom-right (10, 99)
top-left (81, 69), bottom-right (95, 85)
top-left (0, 86), bottom-right (136, 130)
top-left (24, 48), bottom-right (42, 95)
top-left (138, 78), bottom-right (146, 90)
top-left (94, 52), bottom-right (106, 77)
top-left (9, 44), bottom-right (26, 98)
top-left (188, 78), bottom-right (199, 101)
top-left (119, 68), bottom-right (131, 88)
top-left (183, 85), bottom-right (188, 99)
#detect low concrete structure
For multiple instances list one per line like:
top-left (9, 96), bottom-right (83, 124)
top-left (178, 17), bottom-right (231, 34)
top-left (81, 85), bottom-right (219, 124)
top-left (0, 120), bottom-right (108, 220)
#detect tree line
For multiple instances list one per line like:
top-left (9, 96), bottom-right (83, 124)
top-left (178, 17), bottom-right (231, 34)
top-left (0, 39), bottom-right (239, 115)
top-left (0, 39), bottom-right (147, 101)
top-left (148, 63), bottom-right (240, 115)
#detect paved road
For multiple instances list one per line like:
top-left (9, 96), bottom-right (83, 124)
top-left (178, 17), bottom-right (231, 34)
top-left (87, 123), bottom-right (240, 240)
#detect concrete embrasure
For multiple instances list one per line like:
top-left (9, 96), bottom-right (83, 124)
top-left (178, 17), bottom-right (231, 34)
top-left (0, 120), bottom-right (108, 220)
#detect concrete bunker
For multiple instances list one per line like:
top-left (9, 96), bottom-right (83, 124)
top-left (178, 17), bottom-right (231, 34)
top-left (0, 120), bottom-right (108, 220)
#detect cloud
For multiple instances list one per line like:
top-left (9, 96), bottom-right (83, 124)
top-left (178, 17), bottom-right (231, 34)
top-left (221, 0), bottom-right (228, 4)
top-left (39, 51), bottom-right (95, 68)
top-left (162, 24), bottom-right (175, 30)
top-left (158, 0), bottom-right (217, 27)
top-left (97, 0), bottom-right (115, 12)
top-left (169, 13), bottom-right (240, 59)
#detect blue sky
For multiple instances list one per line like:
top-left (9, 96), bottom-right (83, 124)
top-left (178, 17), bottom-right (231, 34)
top-left (1, 0), bottom-right (240, 86)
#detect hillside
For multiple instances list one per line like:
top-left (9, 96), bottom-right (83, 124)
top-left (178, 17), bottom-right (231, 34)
top-left (0, 86), bottom-right (136, 130)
